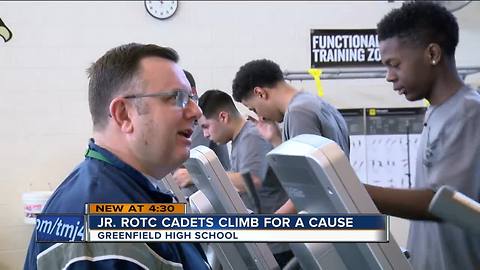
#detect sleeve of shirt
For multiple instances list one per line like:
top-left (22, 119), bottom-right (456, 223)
top-left (285, 108), bottom-right (323, 139)
top-left (236, 133), bottom-right (271, 181)
top-left (426, 110), bottom-right (480, 200)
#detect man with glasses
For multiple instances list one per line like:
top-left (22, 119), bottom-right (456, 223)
top-left (24, 43), bottom-right (210, 270)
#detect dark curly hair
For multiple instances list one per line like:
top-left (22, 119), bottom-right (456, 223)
top-left (377, 1), bottom-right (458, 56)
top-left (232, 59), bottom-right (284, 102)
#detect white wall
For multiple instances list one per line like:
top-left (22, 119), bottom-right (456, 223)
top-left (0, 1), bottom-right (479, 269)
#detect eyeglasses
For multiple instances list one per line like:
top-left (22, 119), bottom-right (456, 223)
top-left (123, 90), bottom-right (198, 109)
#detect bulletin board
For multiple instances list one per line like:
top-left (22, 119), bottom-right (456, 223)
top-left (340, 107), bottom-right (425, 188)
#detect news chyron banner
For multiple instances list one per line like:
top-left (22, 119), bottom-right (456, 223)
top-left (36, 203), bottom-right (389, 242)
top-left (310, 29), bottom-right (382, 68)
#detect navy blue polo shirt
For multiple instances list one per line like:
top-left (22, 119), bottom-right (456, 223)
top-left (24, 139), bottom-right (210, 270)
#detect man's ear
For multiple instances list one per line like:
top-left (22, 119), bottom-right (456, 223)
top-left (109, 97), bottom-right (134, 133)
top-left (253, 86), bottom-right (268, 99)
top-left (426, 43), bottom-right (442, 66)
top-left (218, 111), bottom-right (229, 123)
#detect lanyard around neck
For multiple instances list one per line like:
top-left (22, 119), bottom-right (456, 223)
top-left (85, 148), bottom-right (112, 165)
top-left (84, 147), bottom-right (168, 196)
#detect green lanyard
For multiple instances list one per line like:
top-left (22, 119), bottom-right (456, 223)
top-left (84, 147), bottom-right (165, 194)
top-left (85, 148), bottom-right (112, 165)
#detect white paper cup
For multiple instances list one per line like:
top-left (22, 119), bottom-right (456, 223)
top-left (22, 191), bottom-right (52, 224)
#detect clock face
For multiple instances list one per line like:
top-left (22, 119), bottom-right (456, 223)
top-left (145, 0), bottom-right (178, 20)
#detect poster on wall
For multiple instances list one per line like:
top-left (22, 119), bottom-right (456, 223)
top-left (365, 108), bottom-right (425, 188)
top-left (310, 29), bottom-right (381, 68)
top-left (341, 107), bottom-right (426, 188)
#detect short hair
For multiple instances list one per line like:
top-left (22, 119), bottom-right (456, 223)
top-left (377, 1), bottom-right (458, 56)
top-left (183, 69), bottom-right (196, 89)
top-left (198, 90), bottom-right (239, 119)
top-left (87, 43), bottom-right (179, 130)
top-left (232, 59), bottom-right (284, 102)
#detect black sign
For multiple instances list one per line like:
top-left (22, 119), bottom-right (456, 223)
top-left (366, 108), bottom-right (426, 135)
top-left (311, 29), bottom-right (381, 68)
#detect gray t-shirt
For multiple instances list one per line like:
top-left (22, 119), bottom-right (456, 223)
top-left (283, 91), bottom-right (350, 156)
top-left (231, 121), bottom-right (289, 254)
top-left (408, 86), bottom-right (480, 270)
top-left (231, 121), bottom-right (289, 213)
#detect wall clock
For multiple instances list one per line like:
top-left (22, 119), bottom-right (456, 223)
top-left (145, 1), bottom-right (178, 20)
